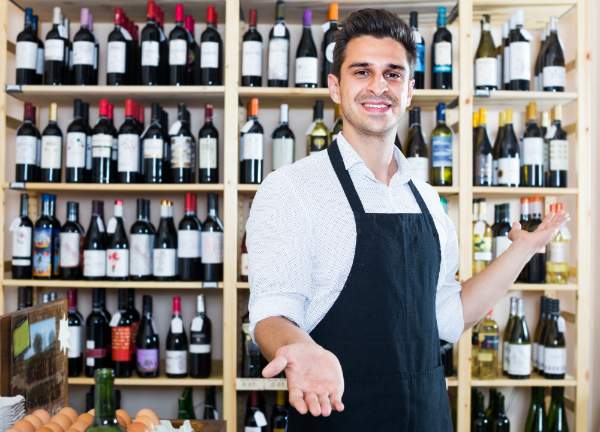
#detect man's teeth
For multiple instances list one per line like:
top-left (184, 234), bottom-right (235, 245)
top-left (364, 103), bottom-right (387, 108)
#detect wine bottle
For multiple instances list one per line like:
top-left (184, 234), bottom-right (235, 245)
top-left (492, 111), bottom-right (505, 185)
top-left (240, 231), bottom-right (249, 282)
top-left (271, 391), bottom-right (288, 432)
top-left (11, 194), bottom-right (33, 279)
top-left (242, 9), bottom-right (263, 87)
top-left (190, 294), bottom-right (212, 378)
top-left (168, 3), bottom-right (188, 85)
top-left (85, 288), bottom-right (111, 376)
top-left (154, 199), bottom-right (178, 280)
top-left (507, 298), bottom-right (532, 378)
top-left (178, 192), bottom-right (202, 281)
top-left (502, 297), bottom-right (518, 376)
top-left (166, 295), bottom-right (188, 378)
top-left (431, 7), bottom-right (452, 90)
top-left (31, 15), bottom-right (44, 85)
top-left (404, 107), bottom-right (429, 183)
top-left (66, 99), bottom-right (87, 182)
top-left (179, 387), bottom-right (196, 419)
top-left (185, 15), bottom-right (201, 85)
top-left (521, 102), bottom-right (544, 187)
top-left (197, 104), bottom-right (219, 183)
top-left (117, 99), bottom-right (141, 183)
top-left (548, 105), bottom-right (568, 187)
top-left (17, 287), bottom-right (33, 310)
top-left (83, 200), bottom-right (107, 280)
top-left (525, 387), bottom-right (546, 432)
top-left (516, 197), bottom-right (530, 282)
top-left (474, 108), bottom-right (493, 186)
top-left (72, 8), bottom-right (95, 85)
top-left (106, 8), bottom-right (129, 85)
top-left (532, 296), bottom-right (548, 373)
top-left (267, 0), bottom-right (290, 87)
top-left (15, 102), bottom-right (40, 182)
top-left (271, 104), bottom-right (295, 171)
top-left (410, 11), bottom-right (425, 90)
top-left (130, 199), bottom-right (154, 280)
top-left (476, 310), bottom-right (499, 379)
top-left (295, 9), bottom-right (318, 88)
top-left (542, 17), bottom-right (565, 92)
top-left (87, 369), bottom-right (120, 432)
top-left (136, 294), bottom-right (160, 377)
top-left (110, 289), bottom-right (132, 377)
top-left (126, 288), bottom-right (141, 371)
top-left (143, 103), bottom-right (166, 183)
top-left (63, 17), bottom-right (72, 84)
top-left (241, 311), bottom-right (264, 377)
top-left (88, 12), bottom-right (99, 84)
top-left (509, 10), bottom-right (531, 91)
top-left (106, 199), bottom-right (129, 280)
top-left (492, 393), bottom-right (510, 432)
top-left (497, 108), bottom-right (520, 187)
top-left (202, 193), bottom-right (224, 282)
top-left (320, 3), bottom-right (338, 88)
top-left (472, 199), bottom-right (492, 274)
top-left (491, 203), bottom-right (511, 261)
top-left (244, 392), bottom-right (268, 431)
top-left (534, 25), bottom-right (548, 91)
top-left (524, 196), bottom-right (546, 283)
top-left (33, 194), bottom-right (60, 279)
top-left (44, 7), bottom-right (68, 85)
top-left (546, 202), bottom-right (570, 284)
top-left (141, 1), bottom-right (164, 85)
top-left (543, 298), bottom-right (566, 379)
top-left (40, 103), bottom-right (63, 183)
top-left (107, 103), bottom-right (118, 178)
top-left (203, 387), bottom-right (219, 420)
top-left (16, 8), bottom-right (38, 85)
top-left (475, 14), bottom-right (498, 91)
top-left (170, 103), bottom-right (195, 183)
top-left (331, 103), bottom-right (343, 137)
top-left (66, 288), bottom-right (84, 377)
top-left (472, 391), bottom-right (489, 432)
top-left (542, 111), bottom-right (551, 186)
top-left (200, 5), bottom-right (223, 86)
top-left (432, 102), bottom-right (453, 186)
top-left (307, 100), bottom-right (329, 154)
top-left (502, 22), bottom-right (510, 90)
top-left (82, 102), bottom-right (93, 181)
top-left (547, 387), bottom-right (568, 431)
top-left (240, 98), bottom-right (264, 184)
top-left (91, 99), bottom-right (115, 184)
top-left (60, 201), bottom-right (84, 279)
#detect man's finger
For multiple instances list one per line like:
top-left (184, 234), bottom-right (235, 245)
top-left (318, 393), bottom-right (332, 417)
top-left (262, 355), bottom-right (287, 378)
top-left (330, 393), bottom-right (345, 412)
top-left (289, 387), bottom-right (308, 415)
top-left (305, 392), bottom-right (322, 417)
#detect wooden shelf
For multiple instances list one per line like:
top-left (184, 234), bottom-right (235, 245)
top-left (473, 0), bottom-right (577, 29)
top-left (239, 184), bottom-right (460, 195)
top-left (473, 186), bottom-right (578, 196)
top-left (471, 373), bottom-right (577, 387)
top-left (3, 182), bottom-right (224, 193)
top-left (474, 91), bottom-right (578, 109)
top-left (3, 279), bottom-right (223, 290)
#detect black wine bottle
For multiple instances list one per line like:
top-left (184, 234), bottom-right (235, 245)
top-left (91, 99), bottom-right (115, 184)
top-left (15, 102), bottom-right (40, 182)
top-left (244, 392), bottom-right (268, 431)
top-left (242, 9), bottom-right (263, 87)
top-left (200, 5), bottom-right (223, 86)
top-left (320, 4), bottom-right (338, 87)
top-left (140, 1), bottom-right (164, 85)
top-left (67, 288), bottom-right (84, 377)
top-left (106, 199), bottom-right (129, 280)
top-left (32, 15), bottom-right (44, 85)
top-left (136, 294), bottom-right (160, 377)
top-left (154, 200), bottom-right (178, 280)
top-left (82, 102), bottom-right (93, 182)
top-left (130, 199), bottom-right (155, 281)
top-left (521, 102), bottom-right (544, 187)
top-left (72, 8), bottom-right (95, 85)
top-left (17, 286), bottom-right (33, 310)
top-left (83, 200), bottom-right (107, 280)
top-left (33, 194), bottom-right (60, 279)
top-left (240, 98), bottom-right (264, 184)
top-left (40, 103), bottom-right (63, 183)
top-left (16, 7), bottom-right (38, 85)
top-left (11, 193), bottom-right (33, 279)
top-left (197, 104), bottom-right (219, 183)
top-left (524, 196), bottom-right (546, 283)
top-left (44, 6), bottom-right (68, 85)
top-left (170, 103), bottom-right (195, 183)
top-left (185, 15), bottom-right (201, 85)
top-left (189, 294), bottom-right (212, 378)
top-left (548, 105), bottom-right (568, 188)
top-left (178, 192), bottom-right (202, 281)
top-left (202, 193), bottom-right (224, 282)
top-left (509, 10), bottom-right (531, 91)
top-left (106, 8), bottom-right (129, 85)
top-left (272, 103), bottom-right (295, 171)
top-left (66, 99), bottom-right (88, 182)
top-left (267, 1), bottom-right (290, 87)
top-left (117, 99), bottom-right (141, 183)
top-left (295, 9), bottom-right (318, 88)
top-left (143, 103), bottom-right (166, 183)
top-left (203, 387), bottom-right (219, 420)
top-left (431, 7), bottom-right (453, 90)
top-left (60, 201), bottom-right (84, 279)
top-left (85, 288), bottom-right (111, 377)
top-left (169, 3), bottom-right (189, 85)
top-left (542, 17), bottom-right (565, 92)
top-left (166, 295), bottom-right (188, 378)
top-left (410, 11), bottom-right (425, 90)
top-left (111, 288), bottom-right (134, 377)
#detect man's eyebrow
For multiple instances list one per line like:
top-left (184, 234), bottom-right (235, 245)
top-left (348, 62), bottom-right (407, 71)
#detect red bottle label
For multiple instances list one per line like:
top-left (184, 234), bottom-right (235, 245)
top-left (111, 326), bottom-right (132, 361)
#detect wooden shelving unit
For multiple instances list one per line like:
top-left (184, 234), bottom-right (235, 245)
top-left (0, 0), bottom-right (590, 431)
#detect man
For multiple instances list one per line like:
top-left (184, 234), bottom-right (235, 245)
top-left (246, 9), bottom-right (567, 431)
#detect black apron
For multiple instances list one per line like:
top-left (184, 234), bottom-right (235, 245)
top-left (288, 141), bottom-right (453, 431)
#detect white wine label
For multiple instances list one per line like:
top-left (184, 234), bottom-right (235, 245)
top-left (240, 253), bottom-right (249, 277)
top-left (41, 135), bottom-right (62, 169)
top-left (532, 342), bottom-right (539, 369)
top-left (171, 136), bottom-right (193, 168)
top-left (543, 66), bottom-right (565, 88)
top-left (240, 120), bottom-right (254, 134)
top-left (83, 249), bottom-right (106, 277)
top-left (522, 137), bottom-right (544, 165)
top-left (143, 138), bottom-right (164, 159)
top-left (12, 225), bottom-right (32, 258)
top-left (153, 248), bottom-right (177, 276)
top-left (201, 42), bottom-right (220, 68)
top-left (509, 41), bottom-right (531, 81)
top-left (107, 249), bottom-right (129, 277)
top-left (407, 156), bottom-right (430, 183)
top-left (191, 316), bottom-right (205, 332)
top-left (169, 121), bottom-right (182, 136)
top-left (241, 133), bottom-right (264, 161)
top-left (295, 57), bottom-right (318, 85)
top-left (475, 57), bottom-right (498, 87)
top-left (73, 41), bottom-right (94, 65)
top-left (492, 236), bottom-right (511, 260)
top-left (16, 41), bottom-right (38, 69)
top-left (548, 242), bottom-right (568, 264)
top-left (66, 132), bottom-right (86, 168)
top-left (92, 133), bottom-right (113, 158)
top-left (496, 54), bottom-right (503, 88)
top-left (169, 39), bottom-right (187, 66)
top-left (432, 135), bottom-right (452, 168)
top-left (106, 217), bottom-right (117, 234)
top-left (497, 157), bottom-right (520, 185)
top-left (273, 24), bottom-right (286, 37)
top-left (171, 316), bottom-right (183, 333)
top-left (242, 40), bottom-right (263, 77)
top-left (549, 139), bottom-right (568, 170)
top-left (68, 325), bottom-right (82, 358)
top-left (244, 428), bottom-right (261, 432)
top-left (166, 350), bottom-right (187, 374)
top-left (325, 42), bottom-right (336, 63)
top-left (85, 136), bottom-right (93, 169)
top-left (177, 230), bottom-right (201, 258)
top-left (130, 234), bottom-right (153, 276)
top-left (118, 134), bottom-right (140, 172)
top-left (199, 137), bottom-right (218, 169)
top-left (544, 347), bottom-right (566, 374)
top-left (107, 41), bottom-right (126, 73)
top-left (475, 153), bottom-right (493, 184)
top-left (268, 38), bottom-right (289, 80)
top-left (36, 47), bottom-right (44, 74)
top-left (60, 232), bottom-right (81, 267)
top-left (434, 41), bottom-right (452, 72)
top-left (502, 341), bottom-right (510, 371)
top-left (16, 135), bottom-right (38, 164)
top-left (201, 231), bottom-right (223, 264)
top-left (189, 343), bottom-right (211, 354)
top-left (272, 137), bottom-right (294, 170)
top-left (45, 39), bottom-right (65, 61)
top-left (141, 40), bottom-right (160, 66)
top-left (507, 343), bottom-right (531, 375)
top-left (503, 46), bottom-right (510, 84)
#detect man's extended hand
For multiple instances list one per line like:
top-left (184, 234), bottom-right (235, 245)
top-left (262, 342), bottom-right (345, 417)
top-left (508, 209), bottom-right (570, 252)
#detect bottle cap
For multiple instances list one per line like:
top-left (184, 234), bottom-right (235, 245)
top-left (24, 103), bottom-right (36, 122)
top-left (185, 15), bottom-right (194, 34)
top-left (328, 3), bottom-right (339, 21)
top-left (67, 289), bottom-right (77, 309)
top-left (172, 295), bottom-right (182, 313)
top-left (99, 99), bottom-right (109, 117)
top-left (526, 102), bottom-right (537, 121)
top-left (248, 98), bottom-right (259, 117)
top-left (207, 4), bottom-right (217, 25)
top-left (185, 192), bottom-right (196, 213)
top-left (175, 4), bottom-right (184, 23)
top-left (303, 9), bottom-right (312, 27)
top-left (248, 9), bottom-right (257, 27)
top-left (205, 104), bottom-right (214, 120)
top-left (125, 99), bottom-right (136, 118)
top-left (147, 1), bottom-right (156, 20)
top-left (80, 8), bottom-right (90, 27)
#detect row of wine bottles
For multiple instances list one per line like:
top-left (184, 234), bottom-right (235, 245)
top-left (16, 3), bottom-right (222, 86)
top-left (16, 99), bottom-right (219, 184)
top-left (473, 103), bottom-right (568, 188)
top-left (11, 193), bottom-right (224, 281)
top-left (473, 199), bottom-right (571, 284)
top-left (473, 296), bottom-right (567, 380)
top-left (243, 391), bottom-right (288, 432)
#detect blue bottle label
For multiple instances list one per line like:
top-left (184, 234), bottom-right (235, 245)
top-left (432, 135), bottom-right (453, 167)
top-left (415, 44), bottom-right (425, 73)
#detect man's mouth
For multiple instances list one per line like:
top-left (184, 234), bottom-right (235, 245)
top-left (360, 101), bottom-right (392, 113)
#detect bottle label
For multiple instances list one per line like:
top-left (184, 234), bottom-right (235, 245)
top-left (199, 137), bottom-right (218, 169)
top-left (325, 41), bottom-right (335, 64)
top-left (92, 133), bottom-right (113, 159)
top-left (45, 39), bottom-right (65, 61)
top-left (111, 326), bottom-right (132, 361)
top-left (492, 235), bottom-right (511, 260)
top-left (143, 138), bottom-right (164, 159)
top-left (309, 136), bottom-right (328, 153)
top-left (253, 412), bottom-right (268, 427)
top-left (473, 224), bottom-right (492, 261)
top-left (16, 135), bottom-right (38, 164)
top-left (509, 41), bottom-right (531, 81)
top-left (153, 248), bottom-right (177, 276)
top-left (544, 347), bottom-right (566, 374)
top-left (107, 41), bottom-right (126, 73)
top-left (178, 230), bottom-right (201, 258)
top-left (201, 231), bottom-right (223, 264)
top-left (171, 136), bottom-right (193, 168)
top-left (543, 66), bottom-right (565, 88)
top-left (432, 135), bottom-right (452, 167)
top-left (532, 342), bottom-right (540, 369)
top-left (41, 135), bottom-right (62, 169)
top-left (73, 41), bottom-right (94, 65)
top-left (407, 156), bottom-right (430, 183)
top-left (295, 57), bottom-right (318, 85)
top-left (36, 47), bottom-right (44, 74)
top-left (166, 350), bottom-right (187, 374)
top-left (33, 227), bottom-right (52, 277)
top-left (538, 345), bottom-right (546, 371)
top-left (241, 252), bottom-right (249, 277)
top-left (475, 153), bottom-right (493, 184)
top-left (549, 139), bottom-right (568, 170)
top-left (475, 57), bottom-right (498, 87)
top-left (107, 249), bottom-right (129, 277)
top-left (415, 42), bottom-right (425, 73)
top-left (16, 41), bottom-right (38, 69)
top-left (268, 38), bottom-right (289, 80)
top-left (245, 428), bottom-right (261, 432)
top-left (66, 132), bottom-right (86, 168)
top-left (522, 137), bottom-right (544, 165)
top-left (502, 340), bottom-right (510, 372)
top-left (118, 133), bottom-right (140, 172)
top-left (83, 249), bottom-right (106, 277)
top-left (130, 233), bottom-right (153, 276)
top-left (12, 225), bottom-right (32, 261)
top-left (189, 343), bottom-right (211, 354)
top-left (137, 348), bottom-right (159, 372)
top-left (85, 340), bottom-right (108, 366)
top-left (242, 40), bottom-right (262, 77)
top-left (272, 137), bottom-right (294, 170)
top-left (201, 41), bottom-right (220, 68)
top-left (497, 157), bottom-right (520, 185)
top-left (169, 39), bottom-right (187, 65)
top-left (503, 46), bottom-right (510, 84)
top-left (548, 241), bottom-right (568, 264)
top-left (434, 41), bottom-right (452, 71)
top-left (507, 343), bottom-right (531, 375)
top-left (60, 232), bottom-right (81, 267)
top-left (68, 325), bottom-right (82, 358)
top-left (142, 40), bottom-right (160, 66)
top-left (240, 133), bottom-right (264, 161)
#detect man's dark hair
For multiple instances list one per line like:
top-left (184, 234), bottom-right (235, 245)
top-left (332, 9), bottom-right (416, 80)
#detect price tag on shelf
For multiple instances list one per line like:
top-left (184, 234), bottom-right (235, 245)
top-left (9, 182), bottom-right (26, 190)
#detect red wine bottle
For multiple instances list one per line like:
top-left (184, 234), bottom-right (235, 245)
top-left (267, 1), bottom-right (290, 88)
top-left (189, 294), bottom-right (211, 378)
top-left (111, 288), bottom-right (134, 377)
top-left (169, 4), bottom-right (188, 85)
top-left (200, 5), bottom-right (223, 85)
top-left (239, 98), bottom-right (264, 184)
top-left (44, 7), bottom-right (68, 85)
top-left (60, 201), bottom-right (84, 279)
top-left (32, 15), bottom-right (44, 85)
top-left (244, 392), bottom-right (268, 431)
top-left (154, 200), bottom-right (177, 280)
top-left (185, 15), bottom-right (201, 85)
top-left (130, 199), bottom-right (155, 280)
top-left (67, 288), bottom-right (84, 377)
top-left (85, 288), bottom-right (111, 377)
top-left (410, 12), bottom-right (426, 90)
top-left (87, 12), bottom-right (99, 84)
top-left (106, 199), bottom-right (129, 280)
top-left (126, 289), bottom-right (141, 371)
top-left (82, 102), bottom-right (93, 181)
top-left (166, 295), bottom-right (188, 378)
top-left (241, 9), bottom-right (262, 87)
top-left (240, 231), bottom-right (248, 282)
top-left (72, 8), bottom-right (95, 85)
top-left (320, 4), bottom-right (338, 87)
top-left (16, 8), bottom-right (38, 85)
top-left (11, 193), bottom-right (33, 279)
top-left (63, 17), bottom-right (73, 84)
top-left (198, 104), bottom-right (219, 183)
top-left (40, 103), bottom-right (63, 183)
top-left (141, 1), bottom-right (165, 85)
top-left (178, 192), bottom-right (202, 281)
top-left (295, 9), bottom-right (318, 88)
top-left (118, 99), bottom-right (141, 183)
top-left (170, 103), bottom-right (195, 183)
top-left (15, 102), bottom-right (40, 182)
top-left (136, 294), bottom-right (160, 377)
top-left (107, 103), bottom-right (118, 180)
top-left (33, 194), bottom-right (60, 279)
top-left (66, 99), bottom-right (88, 183)
top-left (106, 8), bottom-right (129, 85)
top-left (83, 200), bottom-right (107, 280)
top-left (202, 193), bottom-right (223, 282)
top-left (92, 99), bottom-right (115, 184)
top-left (143, 103), bottom-right (166, 183)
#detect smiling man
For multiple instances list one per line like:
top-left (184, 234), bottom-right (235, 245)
top-left (246, 9), bottom-right (567, 431)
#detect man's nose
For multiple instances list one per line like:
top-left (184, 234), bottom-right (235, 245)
top-left (367, 72), bottom-right (389, 96)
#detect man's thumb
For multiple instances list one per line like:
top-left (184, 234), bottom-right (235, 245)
top-left (262, 355), bottom-right (288, 378)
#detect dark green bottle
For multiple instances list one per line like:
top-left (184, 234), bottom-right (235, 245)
top-left (86, 369), bottom-right (121, 432)
top-left (472, 391), bottom-right (489, 431)
top-left (492, 393), bottom-right (510, 432)
top-left (525, 387), bottom-right (546, 432)
top-left (547, 387), bottom-right (569, 431)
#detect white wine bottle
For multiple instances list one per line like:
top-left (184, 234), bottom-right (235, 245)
top-left (404, 107), bottom-right (429, 183)
top-left (507, 297), bottom-right (532, 379)
top-left (521, 102), bottom-right (544, 187)
top-left (472, 199), bottom-right (492, 274)
top-left (542, 16), bottom-right (565, 92)
top-left (502, 297), bottom-right (518, 376)
top-left (475, 14), bottom-right (498, 91)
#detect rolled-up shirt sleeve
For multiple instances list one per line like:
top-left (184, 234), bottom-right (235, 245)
top-left (246, 170), bottom-right (311, 341)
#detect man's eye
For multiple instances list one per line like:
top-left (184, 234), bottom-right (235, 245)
top-left (386, 72), bottom-right (401, 79)
top-left (355, 70), bottom-right (369, 77)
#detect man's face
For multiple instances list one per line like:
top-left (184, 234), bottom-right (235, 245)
top-left (329, 35), bottom-right (414, 137)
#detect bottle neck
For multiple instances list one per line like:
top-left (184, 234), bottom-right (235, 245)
top-left (20, 195), bottom-right (29, 218)
top-left (93, 372), bottom-right (117, 425)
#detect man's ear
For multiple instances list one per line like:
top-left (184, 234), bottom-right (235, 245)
top-left (406, 78), bottom-right (415, 108)
top-left (328, 73), bottom-right (341, 105)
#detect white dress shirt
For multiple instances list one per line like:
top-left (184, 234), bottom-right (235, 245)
top-left (246, 133), bottom-right (464, 343)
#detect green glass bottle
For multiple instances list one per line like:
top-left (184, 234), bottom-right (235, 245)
top-left (271, 390), bottom-right (289, 432)
top-left (177, 387), bottom-right (196, 419)
top-left (307, 100), bottom-right (329, 154)
top-left (475, 14), bottom-right (498, 91)
top-left (86, 369), bottom-right (122, 432)
top-left (492, 393), bottom-right (510, 432)
top-left (548, 387), bottom-right (569, 431)
top-left (476, 309), bottom-right (499, 379)
top-left (525, 387), bottom-right (546, 432)
top-left (502, 297), bottom-right (518, 376)
top-left (507, 297), bottom-right (532, 379)
top-left (432, 102), bottom-right (453, 186)
top-left (472, 391), bottom-right (489, 431)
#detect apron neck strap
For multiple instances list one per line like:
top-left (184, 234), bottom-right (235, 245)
top-left (327, 140), bottom-right (365, 214)
top-left (407, 180), bottom-right (433, 218)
